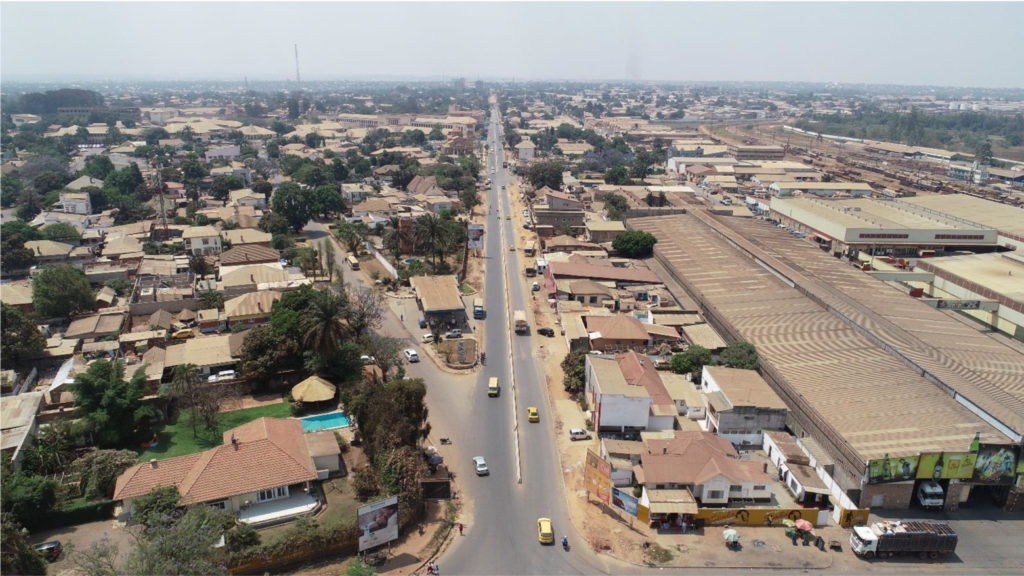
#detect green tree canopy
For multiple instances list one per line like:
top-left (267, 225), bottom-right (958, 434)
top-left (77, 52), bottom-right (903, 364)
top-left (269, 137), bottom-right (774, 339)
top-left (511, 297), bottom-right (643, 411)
top-left (73, 360), bottom-right (154, 447)
top-left (720, 341), bottom-right (758, 370)
top-left (1, 304), bottom-right (45, 367)
top-left (1, 514), bottom-right (48, 575)
top-left (272, 182), bottom-right (313, 232)
top-left (604, 193), bottom-right (629, 220)
top-left (41, 222), bottom-right (82, 242)
top-left (32, 264), bottom-right (94, 318)
top-left (603, 164), bottom-right (630, 185)
top-left (527, 161), bottom-right (564, 190)
top-left (1, 472), bottom-right (58, 529)
top-left (612, 230), bottom-right (658, 258)
top-left (670, 345), bottom-right (713, 379)
top-left (84, 154), bottom-right (116, 180)
top-left (561, 350), bottom-right (587, 397)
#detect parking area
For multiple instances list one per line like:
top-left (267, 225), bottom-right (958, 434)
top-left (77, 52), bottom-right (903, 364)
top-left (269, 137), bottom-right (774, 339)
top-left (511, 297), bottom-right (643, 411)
top-left (30, 518), bottom-right (135, 573)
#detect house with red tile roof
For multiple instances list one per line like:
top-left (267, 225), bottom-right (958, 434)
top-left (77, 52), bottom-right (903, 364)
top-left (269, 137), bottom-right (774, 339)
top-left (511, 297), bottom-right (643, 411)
top-left (114, 418), bottom-right (340, 526)
top-left (584, 351), bottom-right (679, 434)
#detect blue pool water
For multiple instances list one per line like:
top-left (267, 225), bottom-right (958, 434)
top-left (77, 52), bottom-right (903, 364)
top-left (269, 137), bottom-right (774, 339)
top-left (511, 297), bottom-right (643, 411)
top-left (301, 411), bottom-right (351, 432)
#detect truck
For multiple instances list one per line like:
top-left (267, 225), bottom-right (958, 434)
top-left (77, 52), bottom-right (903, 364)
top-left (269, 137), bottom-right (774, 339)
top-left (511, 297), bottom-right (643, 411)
top-left (472, 298), bottom-right (485, 319)
top-left (513, 310), bottom-right (528, 334)
top-left (916, 480), bottom-right (944, 509)
top-left (850, 520), bottom-right (957, 559)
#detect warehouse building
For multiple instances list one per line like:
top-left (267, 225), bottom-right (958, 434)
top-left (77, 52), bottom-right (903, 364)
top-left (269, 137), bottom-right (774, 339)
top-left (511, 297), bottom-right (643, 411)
top-left (770, 196), bottom-right (999, 257)
top-left (631, 211), bottom-right (1024, 514)
top-left (902, 193), bottom-right (1024, 252)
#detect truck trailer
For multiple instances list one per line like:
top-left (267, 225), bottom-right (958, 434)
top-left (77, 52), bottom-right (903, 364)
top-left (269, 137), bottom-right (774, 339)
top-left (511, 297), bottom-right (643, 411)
top-left (513, 310), bottom-right (528, 334)
top-left (850, 520), bottom-right (957, 559)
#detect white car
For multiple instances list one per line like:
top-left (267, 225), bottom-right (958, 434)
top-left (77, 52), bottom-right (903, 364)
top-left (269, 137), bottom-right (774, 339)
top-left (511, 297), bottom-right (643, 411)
top-left (472, 456), bottom-right (489, 476)
top-left (421, 333), bottom-right (435, 343)
top-left (404, 349), bottom-right (419, 363)
top-left (360, 355), bottom-right (377, 365)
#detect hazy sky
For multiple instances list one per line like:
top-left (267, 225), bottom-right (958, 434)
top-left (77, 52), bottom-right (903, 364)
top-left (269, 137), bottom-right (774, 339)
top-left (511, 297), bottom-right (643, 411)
top-left (2, 2), bottom-right (1022, 88)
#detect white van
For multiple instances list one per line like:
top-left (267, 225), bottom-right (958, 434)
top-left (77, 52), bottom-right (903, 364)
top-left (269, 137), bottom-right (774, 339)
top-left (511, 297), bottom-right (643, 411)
top-left (916, 480), bottom-right (944, 509)
top-left (568, 428), bottom-right (591, 441)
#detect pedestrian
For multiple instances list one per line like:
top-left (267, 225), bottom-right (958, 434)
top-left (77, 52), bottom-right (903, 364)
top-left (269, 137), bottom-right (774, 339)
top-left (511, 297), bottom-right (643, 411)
top-left (791, 532), bottom-right (798, 546)
top-left (401, 313), bottom-right (404, 322)
top-left (458, 523), bottom-right (464, 535)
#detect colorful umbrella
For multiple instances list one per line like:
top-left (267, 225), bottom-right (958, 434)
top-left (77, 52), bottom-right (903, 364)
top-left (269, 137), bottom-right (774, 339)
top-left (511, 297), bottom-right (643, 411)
top-left (794, 519), bottom-right (814, 532)
top-left (782, 518), bottom-right (796, 528)
top-left (723, 528), bottom-right (741, 542)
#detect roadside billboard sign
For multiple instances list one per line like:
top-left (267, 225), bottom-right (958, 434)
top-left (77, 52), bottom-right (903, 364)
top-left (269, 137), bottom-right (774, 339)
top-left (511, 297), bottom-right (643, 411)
top-left (468, 224), bottom-right (484, 250)
top-left (972, 444), bottom-right (1018, 485)
top-left (867, 454), bottom-right (919, 484)
top-left (917, 452), bottom-right (976, 480)
top-left (611, 487), bottom-right (638, 517)
top-left (357, 495), bottom-right (399, 552)
top-left (584, 448), bottom-right (611, 503)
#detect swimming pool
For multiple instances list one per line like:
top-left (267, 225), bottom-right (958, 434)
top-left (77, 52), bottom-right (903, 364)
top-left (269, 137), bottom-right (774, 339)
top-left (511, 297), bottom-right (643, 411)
top-left (300, 411), bottom-right (351, 432)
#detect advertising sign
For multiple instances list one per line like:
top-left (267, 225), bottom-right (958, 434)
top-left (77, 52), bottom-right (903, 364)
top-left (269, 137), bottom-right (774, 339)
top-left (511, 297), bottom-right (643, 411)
top-left (972, 444), bottom-right (1018, 485)
top-left (357, 495), bottom-right (400, 552)
top-left (867, 454), bottom-right (919, 484)
top-left (917, 452), bottom-right (976, 480)
top-left (611, 487), bottom-right (639, 517)
top-left (467, 224), bottom-right (485, 250)
top-left (584, 448), bottom-right (611, 503)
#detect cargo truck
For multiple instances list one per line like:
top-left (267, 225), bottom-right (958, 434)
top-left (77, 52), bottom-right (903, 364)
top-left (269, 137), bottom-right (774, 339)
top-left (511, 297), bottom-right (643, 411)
top-left (513, 310), bottom-right (528, 334)
top-left (850, 520), bottom-right (957, 559)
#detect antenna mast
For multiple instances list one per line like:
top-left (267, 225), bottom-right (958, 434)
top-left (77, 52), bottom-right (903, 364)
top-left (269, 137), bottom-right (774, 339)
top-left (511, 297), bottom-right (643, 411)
top-left (294, 43), bottom-right (301, 87)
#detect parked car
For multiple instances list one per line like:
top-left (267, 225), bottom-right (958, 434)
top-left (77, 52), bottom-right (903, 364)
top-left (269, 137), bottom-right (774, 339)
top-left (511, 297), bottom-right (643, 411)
top-left (472, 456), bottom-right (489, 476)
top-left (537, 327), bottom-right (555, 337)
top-left (34, 541), bottom-right (62, 562)
top-left (171, 329), bottom-right (194, 340)
top-left (360, 355), bottom-right (377, 365)
top-left (569, 428), bottom-right (591, 441)
top-left (404, 349), bottom-right (419, 363)
top-left (421, 333), bottom-right (435, 343)
top-left (445, 328), bottom-right (463, 339)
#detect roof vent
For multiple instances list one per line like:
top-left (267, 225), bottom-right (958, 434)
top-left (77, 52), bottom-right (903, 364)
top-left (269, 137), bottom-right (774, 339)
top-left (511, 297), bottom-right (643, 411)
top-left (149, 459), bottom-right (157, 469)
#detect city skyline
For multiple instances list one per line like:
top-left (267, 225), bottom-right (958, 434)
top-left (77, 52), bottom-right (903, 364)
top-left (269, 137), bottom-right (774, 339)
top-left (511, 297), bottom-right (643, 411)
top-left (2, 2), bottom-right (1023, 89)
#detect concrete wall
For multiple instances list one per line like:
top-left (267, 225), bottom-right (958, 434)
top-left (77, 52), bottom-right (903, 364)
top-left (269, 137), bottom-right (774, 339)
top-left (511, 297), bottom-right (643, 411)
top-left (859, 480), bottom-right (914, 509)
top-left (129, 298), bottom-right (201, 316)
top-left (596, 394), bottom-right (651, 430)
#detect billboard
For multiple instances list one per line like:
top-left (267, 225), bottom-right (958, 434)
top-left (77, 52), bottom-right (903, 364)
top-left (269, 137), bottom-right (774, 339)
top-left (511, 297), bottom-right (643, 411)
top-left (584, 448), bottom-right (611, 503)
top-left (357, 495), bottom-right (399, 552)
top-left (916, 452), bottom-right (976, 480)
top-left (467, 224), bottom-right (485, 250)
top-left (867, 454), bottom-right (919, 484)
top-left (972, 444), bottom-right (1018, 485)
top-left (611, 487), bottom-right (638, 517)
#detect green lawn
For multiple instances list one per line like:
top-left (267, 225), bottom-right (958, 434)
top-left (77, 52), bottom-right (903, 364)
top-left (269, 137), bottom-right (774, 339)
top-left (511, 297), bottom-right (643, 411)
top-left (138, 402), bottom-right (292, 462)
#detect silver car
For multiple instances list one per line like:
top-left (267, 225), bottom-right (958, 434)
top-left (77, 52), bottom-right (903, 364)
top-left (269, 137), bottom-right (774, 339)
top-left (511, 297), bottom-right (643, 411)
top-left (472, 456), bottom-right (489, 476)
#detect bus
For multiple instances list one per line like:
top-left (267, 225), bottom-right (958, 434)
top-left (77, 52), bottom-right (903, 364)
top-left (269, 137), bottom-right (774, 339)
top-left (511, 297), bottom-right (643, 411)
top-left (347, 254), bottom-right (360, 270)
top-left (524, 241), bottom-right (536, 257)
top-left (472, 298), bottom-right (485, 319)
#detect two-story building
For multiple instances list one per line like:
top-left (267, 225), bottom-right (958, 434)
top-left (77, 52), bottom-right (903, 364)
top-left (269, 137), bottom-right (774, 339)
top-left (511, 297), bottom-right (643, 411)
top-left (585, 351), bottom-right (678, 435)
top-left (700, 366), bottom-right (788, 447)
top-left (58, 191), bottom-right (93, 215)
top-left (205, 145), bottom-right (242, 162)
top-left (181, 225), bottom-right (223, 256)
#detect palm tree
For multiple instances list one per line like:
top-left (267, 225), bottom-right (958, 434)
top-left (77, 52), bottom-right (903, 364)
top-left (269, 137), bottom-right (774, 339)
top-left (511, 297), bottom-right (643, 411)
top-left (301, 290), bottom-right (348, 362)
top-left (413, 213), bottom-right (446, 267)
top-left (199, 289), bottom-right (223, 310)
top-left (382, 216), bottom-right (409, 261)
top-left (335, 220), bottom-right (367, 255)
top-left (161, 364), bottom-right (203, 439)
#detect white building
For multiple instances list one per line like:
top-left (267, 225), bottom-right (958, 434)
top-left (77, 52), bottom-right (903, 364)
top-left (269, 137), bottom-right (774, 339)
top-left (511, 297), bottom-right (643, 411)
top-left (182, 225), bottom-right (223, 256)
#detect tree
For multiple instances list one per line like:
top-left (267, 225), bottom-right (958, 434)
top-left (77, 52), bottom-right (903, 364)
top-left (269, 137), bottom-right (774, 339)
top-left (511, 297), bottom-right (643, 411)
top-left (131, 485), bottom-right (181, 530)
top-left (73, 360), bottom-right (155, 447)
top-left (259, 211), bottom-right (292, 236)
top-left (252, 180), bottom-right (273, 202)
top-left (84, 154), bottom-right (116, 180)
top-left (272, 182), bottom-right (313, 232)
top-left (1, 304), bottom-right (45, 367)
top-left (198, 289), bottom-right (223, 310)
top-left (630, 146), bottom-right (657, 181)
top-left (321, 239), bottom-right (336, 283)
top-left (240, 325), bottom-right (301, 387)
top-left (161, 364), bottom-right (220, 438)
top-left (335, 220), bottom-right (368, 255)
top-left (458, 187), bottom-right (480, 215)
top-left (349, 378), bottom-right (431, 459)
top-left (975, 140), bottom-right (994, 165)
top-left (527, 161), bottom-right (563, 190)
top-left (311, 185), bottom-right (346, 219)
top-left (561, 350), bottom-right (587, 397)
top-left (428, 126), bottom-right (444, 141)
top-left (32, 264), bottom-right (95, 318)
top-left (670, 346), bottom-right (712, 379)
top-left (301, 290), bottom-right (349, 362)
top-left (294, 164), bottom-right (328, 187)
top-left (1, 232), bottom-right (36, 274)
top-left (603, 164), bottom-right (630, 185)
top-left (1, 514), bottom-right (48, 576)
top-left (612, 230), bottom-right (658, 258)
top-left (65, 448), bottom-right (138, 500)
top-left (412, 213), bottom-right (449, 267)
top-left (720, 341), bottom-right (758, 370)
top-left (1, 473), bottom-right (58, 529)
top-left (604, 193), bottom-right (629, 221)
top-left (209, 175), bottom-right (244, 201)
top-left (346, 287), bottom-right (386, 341)
top-left (41, 222), bottom-right (82, 242)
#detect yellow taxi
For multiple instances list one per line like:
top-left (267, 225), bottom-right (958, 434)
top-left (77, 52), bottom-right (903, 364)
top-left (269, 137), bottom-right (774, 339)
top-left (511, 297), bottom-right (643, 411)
top-left (171, 329), bottom-right (194, 340)
top-left (527, 407), bottom-right (539, 422)
top-left (537, 517), bottom-right (554, 544)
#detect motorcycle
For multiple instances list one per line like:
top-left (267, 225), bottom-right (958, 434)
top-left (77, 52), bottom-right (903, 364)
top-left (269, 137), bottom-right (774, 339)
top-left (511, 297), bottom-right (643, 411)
top-left (480, 352), bottom-right (486, 365)
top-left (440, 438), bottom-right (452, 445)
top-left (562, 537), bottom-right (569, 551)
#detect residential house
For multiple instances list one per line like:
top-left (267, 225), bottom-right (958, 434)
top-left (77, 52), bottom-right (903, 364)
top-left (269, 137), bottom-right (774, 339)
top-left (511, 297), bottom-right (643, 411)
top-left (211, 163), bottom-right (253, 187)
top-left (24, 240), bottom-right (74, 265)
top-left (584, 351), bottom-right (677, 434)
top-left (163, 332), bottom-right (243, 377)
top-left (544, 235), bottom-right (602, 253)
top-left (680, 323), bottom-right (727, 353)
top-left (197, 309), bottom-right (224, 334)
top-left (545, 189), bottom-right (583, 211)
top-left (221, 228), bottom-right (272, 248)
top-left (223, 291), bottom-right (281, 328)
top-left (440, 133), bottom-right (475, 156)
top-left (700, 366), bottom-right (788, 446)
top-left (586, 314), bottom-right (650, 353)
top-left (557, 279), bottom-right (615, 307)
top-left (0, 392), bottom-right (45, 471)
top-left (219, 244), bottom-right (280, 269)
top-left (762, 431), bottom-right (830, 508)
top-left (65, 175), bottom-right (105, 191)
top-left (0, 280), bottom-right (34, 312)
top-left (58, 191), bottom-right (92, 215)
top-left (65, 311), bottom-right (126, 340)
top-left (228, 188), bottom-right (267, 210)
top-left (30, 211), bottom-right (93, 232)
top-left (238, 125), bottom-right (275, 141)
top-left (352, 197), bottom-right (397, 218)
top-left (182, 225), bottom-right (223, 256)
top-left (424, 196), bottom-right (454, 215)
top-left (585, 220), bottom-right (626, 244)
top-left (113, 417), bottom-right (340, 526)
top-left (600, 438), bottom-right (644, 487)
top-left (341, 183), bottom-right (375, 205)
top-left (515, 140), bottom-right (536, 160)
top-left (205, 145), bottom-right (242, 162)
top-left (636, 430), bottom-right (774, 508)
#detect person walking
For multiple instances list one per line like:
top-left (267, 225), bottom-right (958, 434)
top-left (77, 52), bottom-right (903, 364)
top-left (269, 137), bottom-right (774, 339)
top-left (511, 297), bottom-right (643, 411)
top-left (458, 523), bottom-right (464, 535)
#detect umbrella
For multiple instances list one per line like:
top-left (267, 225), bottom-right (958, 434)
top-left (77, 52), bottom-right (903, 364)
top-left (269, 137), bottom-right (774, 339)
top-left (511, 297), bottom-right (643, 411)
top-left (795, 519), bottom-right (814, 532)
top-left (722, 528), bottom-right (741, 543)
top-left (291, 375), bottom-right (337, 403)
top-left (782, 518), bottom-right (796, 528)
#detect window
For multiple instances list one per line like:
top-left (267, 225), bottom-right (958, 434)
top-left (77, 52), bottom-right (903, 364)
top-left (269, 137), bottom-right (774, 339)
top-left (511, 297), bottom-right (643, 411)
top-left (729, 485), bottom-right (742, 492)
top-left (257, 486), bottom-right (289, 502)
top-left (753, 485), bottom-right (766, 491)
top-left (858, 233), bottom-right (908, 239)
top-left (208, 500), bottom-right (227, 510)
top-left (707, 490), bottom-right (724, 499)
top-left (935, 234), bottom-right (984, 240)
top-left (589, 296), bottom-right (598, 304)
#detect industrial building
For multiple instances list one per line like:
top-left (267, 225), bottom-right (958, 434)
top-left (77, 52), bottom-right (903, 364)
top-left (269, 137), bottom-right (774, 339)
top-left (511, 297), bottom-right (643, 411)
top-left (770, 196), bottom-right (999, 257)
top-left (902, 194), bottom-right (1024, 252)
top-left (631, 210), bottom-right (1024, 514)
